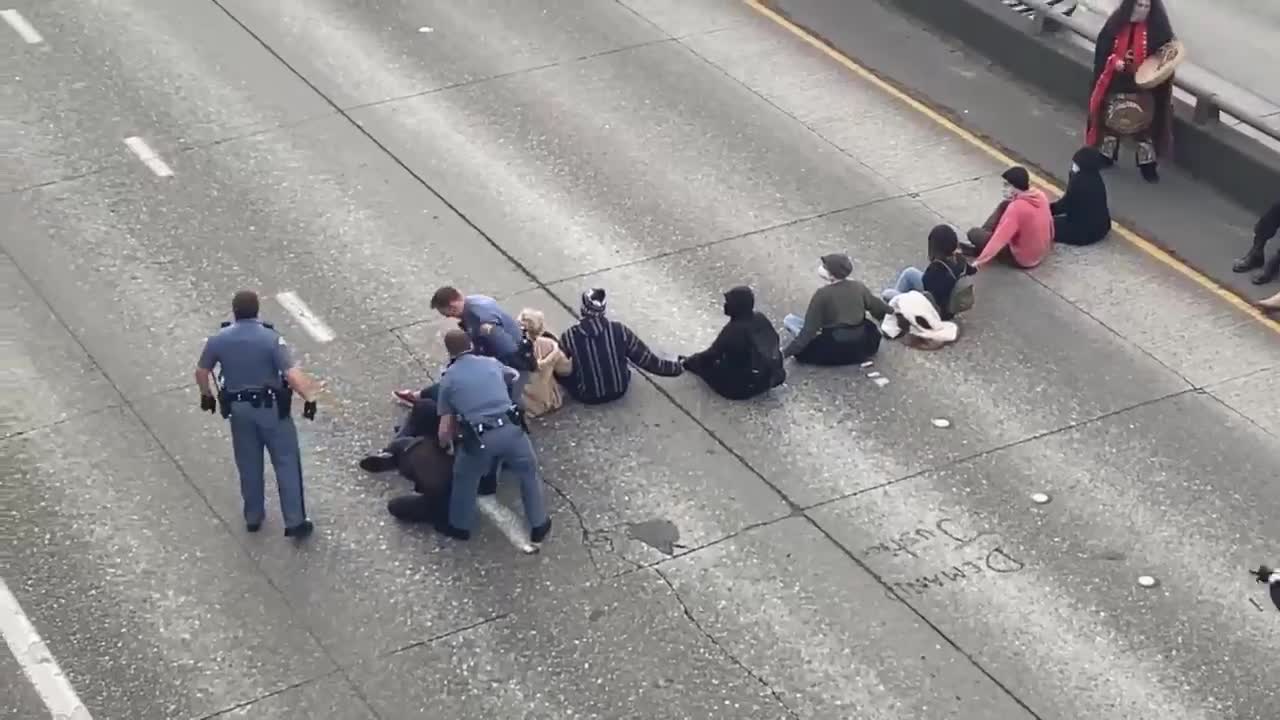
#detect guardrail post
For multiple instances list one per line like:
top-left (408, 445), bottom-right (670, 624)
top-left (1193, 93), bottom-right (1221, 125)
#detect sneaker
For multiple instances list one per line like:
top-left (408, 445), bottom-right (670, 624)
top-left (359, 452), bottom-right (396, 473)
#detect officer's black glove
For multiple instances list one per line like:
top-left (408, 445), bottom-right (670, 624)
top-left (1252, 566), bottom-right (1275, 583)
top-left (200, 394), bottom-right (218, 413)
top-left (303, 401), bottom-right (317, 421)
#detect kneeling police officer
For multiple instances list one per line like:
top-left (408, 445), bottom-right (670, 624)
top-left (195, 290), bottom-right (322, 538)
top-left (435, 329), bottom-right (551, 543)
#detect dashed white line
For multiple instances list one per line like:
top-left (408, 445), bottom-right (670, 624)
top-left (122, 136), bottom-right (173, 177)
top-left (477, 497), bottom-right (539, 554)
top-left (0, 578), bottom-right (94, 720)
top-left (1, 9), bottom-right (43, 44)
top-left (273, 291), bottom-right (336, 344)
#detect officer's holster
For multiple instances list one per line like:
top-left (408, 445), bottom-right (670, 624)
top-left (455, 406), bottom-right (527, 453)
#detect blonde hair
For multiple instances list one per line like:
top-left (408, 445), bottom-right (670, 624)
top-left (518, 308), bottom-right (546, 336)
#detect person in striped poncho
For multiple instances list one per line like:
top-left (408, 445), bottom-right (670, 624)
top-left (556, 288), bottom-right (683, 405)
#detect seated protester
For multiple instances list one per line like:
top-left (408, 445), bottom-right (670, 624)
top-left (1051, 147), bottom-right (1112, 246)
top-left (962, 166), bottom-right (1054, 269)
top-left (782, 253), bottom-right (891, 366)
top-left (680, 286), bottom-right (786, 400)
top-left (558, 288), bottom-right (683, 404)
top-left (880, 290), bottom-right (959, 351)
top-left (517, 308), bottom-right (571, 418)
top-left (881, 224), bottom-right (976, 321)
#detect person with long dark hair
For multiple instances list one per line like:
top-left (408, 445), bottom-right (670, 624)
top-left (1086, 0), bottom-right (1177, 183)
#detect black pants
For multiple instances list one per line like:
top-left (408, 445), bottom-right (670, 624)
top-left (1053, 215), bottom-right (1108, 247)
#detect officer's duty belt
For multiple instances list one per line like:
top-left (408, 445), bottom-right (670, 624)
top-left (226, 388), bottom-right (278, 403)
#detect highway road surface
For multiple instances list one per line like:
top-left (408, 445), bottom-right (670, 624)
top-left (3, 1), bottom-right (1279, 719)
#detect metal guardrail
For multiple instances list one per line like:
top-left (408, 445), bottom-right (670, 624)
top-left (1013, 0), bottom-right (1280, 143)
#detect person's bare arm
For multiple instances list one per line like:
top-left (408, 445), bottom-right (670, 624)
top-left (438, 414), bottom-right (456, 450)
top-left (284, 367), bottom-right (320, 402)
top-left (194, 368), bottom-right (217, 397)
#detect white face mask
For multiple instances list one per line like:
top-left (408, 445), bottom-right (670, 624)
top-left (1001, 183), bottom-right (1018, 201)
top-left (817, 264), bottom-right (834, 282)
top-left (1131, 0), bottom-right (1150, 21)
top-left (1070, 162), bottom-right (1080, 175)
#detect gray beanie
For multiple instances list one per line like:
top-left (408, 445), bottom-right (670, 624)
top-left (820, 253), bottom-right (853, 280)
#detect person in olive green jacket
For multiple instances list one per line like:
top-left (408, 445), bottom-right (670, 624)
top-left (781, 253), bottom-right (892, 366)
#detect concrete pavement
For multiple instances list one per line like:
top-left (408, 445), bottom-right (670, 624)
top-left (2, 1), bottom-right (1278, 718)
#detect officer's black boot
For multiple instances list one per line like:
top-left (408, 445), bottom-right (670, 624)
top-left (530, 518), bottom-right (552, 543)
top-left (284, 520), bottom-right (314, 538)
top-left (432, 518), bottom-right (471, 541)
top-left (1253, 252), bottom-right (1280, 285)
top-left (1139, 162), bottom-right (1159, 184)
top-left (478, 473), bottom-right (498, 496)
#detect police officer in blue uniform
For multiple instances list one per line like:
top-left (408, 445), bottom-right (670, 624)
top-left (195, 291), bottom-right (321, 538)
top-left (435, 329), bottom-right (551, 543)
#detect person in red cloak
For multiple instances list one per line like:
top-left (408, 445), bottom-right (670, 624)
top-left (1086, 0), bottom-right (1176, 183)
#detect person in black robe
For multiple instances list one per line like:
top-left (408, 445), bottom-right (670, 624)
top-left (1232, 199), bottom-right (1280, 286)
top-left (1051, 147), bottom-right (1113, 246)
top-left (1086, 0), bottom-right (1176, 183)
top-left (680, 286), bottom-right (786, 400)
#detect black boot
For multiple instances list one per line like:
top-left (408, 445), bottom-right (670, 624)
top-left (284, 520), bottom-right (314, 538)
top-left (530, 518), bottom-right (552, 543)
top-left (1253, 252), bottom-right (1280, 285)
top-left (479, 473), bottom-right (498, 496)
top-left (432, 518), bottom-right (471, 541)
top-left (359, 452), bottom-right (396, 473)
top-left (1139, 163), bottom-right (1159, 183)
top-left (1234, 241), bottom-right (1266, 273)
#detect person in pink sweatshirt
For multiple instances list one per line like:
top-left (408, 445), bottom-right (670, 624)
top-left (962, 166), bottom-right (1054, 269)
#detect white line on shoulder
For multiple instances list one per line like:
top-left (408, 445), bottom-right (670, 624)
top-left (1, 9), bottom-right (43, 44)
top-left (0, 578), bottom-right (94, 719)
top-left (273, 291), bottom-right (336, 344)
top-left (478, 496), bottom-right (539, 554)
top-left (122, 136), bottom-right (174, 177)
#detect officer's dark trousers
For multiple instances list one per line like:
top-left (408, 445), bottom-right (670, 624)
top-left (229, 403), bottom-right (307, 528)
top-left (450, 424), bottom-right (547, 532)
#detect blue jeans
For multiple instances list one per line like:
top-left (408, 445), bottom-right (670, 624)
top-left (782, 313), bottom-right (804, 344)
top-left (881, 266), bottom-right (924, 302)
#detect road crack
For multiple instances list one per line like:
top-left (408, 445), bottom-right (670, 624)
top-left (652, 567), bottom-right (801, 720)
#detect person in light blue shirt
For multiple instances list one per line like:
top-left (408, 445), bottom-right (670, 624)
top-left (195, 290), bottom-right (321, 538)
top-left (434, 329), bottom-right (550, 543)
top-left (430, 286), bottom-right (523, 363)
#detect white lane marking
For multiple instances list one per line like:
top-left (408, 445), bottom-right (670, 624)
top-left (122, 137), bottom-right (173, 177)
top-left (0, 578), bottom-right (94, 720)
top-left (477, 497), bottom-right (538, 554)
top-left (272, 291), bottom-right (336, 344)
top-left (1, 9), bottom-right (43, 44)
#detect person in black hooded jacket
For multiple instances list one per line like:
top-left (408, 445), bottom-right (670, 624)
top-left (1051, 147), bottom-right (1112, 246)
top-left (680, 287), bottom-right (786, 400)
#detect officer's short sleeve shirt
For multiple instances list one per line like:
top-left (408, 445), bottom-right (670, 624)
top-left (436, 354), bottom-right (513, 420)
top-left (198, 320), bottom-right (294, 392)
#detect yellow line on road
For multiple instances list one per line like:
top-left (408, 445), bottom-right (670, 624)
top-left (745, 0), bottom-right (1280, 334)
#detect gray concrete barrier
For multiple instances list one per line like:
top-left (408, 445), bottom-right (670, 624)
top-left (880, 0), bottom-right (1280, 217)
